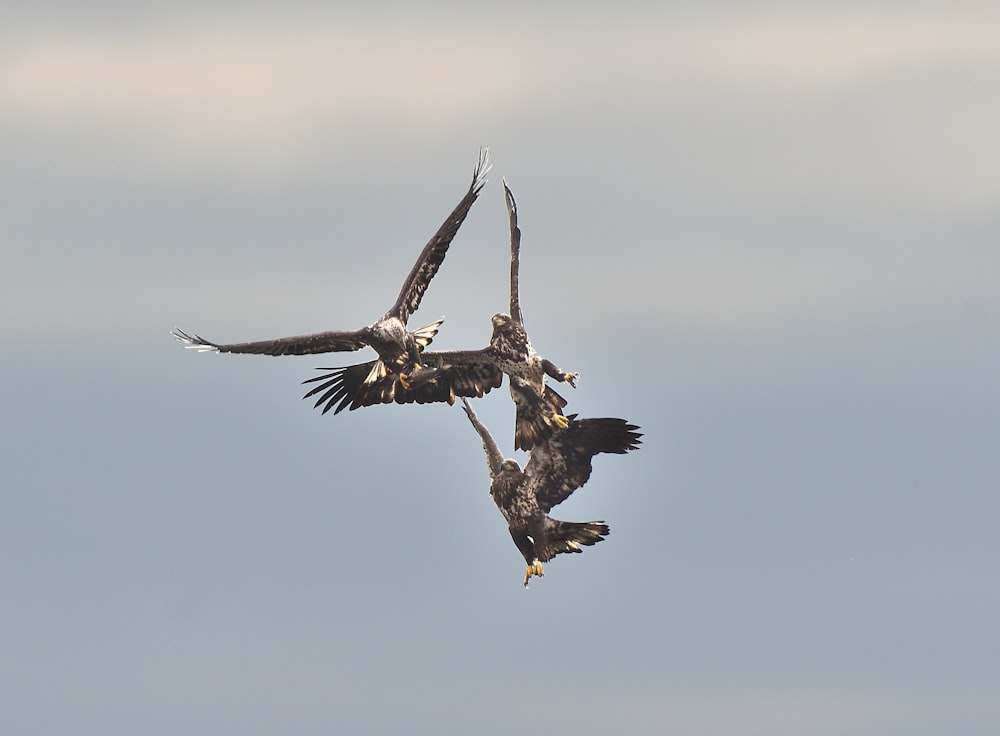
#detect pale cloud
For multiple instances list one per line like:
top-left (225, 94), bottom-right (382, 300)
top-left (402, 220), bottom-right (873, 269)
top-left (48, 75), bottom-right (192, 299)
top-left (3, 7), bottom-right (998, 175)
top-left (0, 17), bottom-right (534, 172)
top-left (660, 8), bottom-right (1000, 92)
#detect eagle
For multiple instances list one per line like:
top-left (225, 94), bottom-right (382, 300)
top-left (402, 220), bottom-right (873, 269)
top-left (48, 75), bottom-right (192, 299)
top-left (460, 397), bottom-right (642, 586)
top-left (303, 180), bottom-right (578, 450)
top-left (171, 148), bottom-right (491, 387)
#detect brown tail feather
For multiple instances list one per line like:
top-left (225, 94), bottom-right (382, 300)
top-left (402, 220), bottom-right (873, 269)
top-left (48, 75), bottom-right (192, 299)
top-left (512, 383), bottom-right (567, 451)
top-left (536, 519), bottom-right (610, 562)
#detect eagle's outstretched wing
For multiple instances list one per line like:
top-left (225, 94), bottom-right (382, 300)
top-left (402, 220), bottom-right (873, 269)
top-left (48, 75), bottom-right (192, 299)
top-left (389, 147), bottom-right (491, 324)
top-left (459, 398), bottom-right (504, 480)
top-left (503, 179), bottom-right (524, 327)
top-left (302, 347), bottom-right (502, 414)
top-left (171, 327), bottom-right (370, 356)
top-left (172, 149), bottom-right (486, 369)
top-left (524, 416), bottom-right (642, 513)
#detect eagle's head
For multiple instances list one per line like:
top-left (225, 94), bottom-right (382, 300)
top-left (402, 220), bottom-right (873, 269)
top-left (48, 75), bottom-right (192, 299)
top-left (500, 458), bottom-right (521, 473)
top-left (368, 317), bottom-right (413, 371)
top-left (490, 313), bottom-right (528, 359)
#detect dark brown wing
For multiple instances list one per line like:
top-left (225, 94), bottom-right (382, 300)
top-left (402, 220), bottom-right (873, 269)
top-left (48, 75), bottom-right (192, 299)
top-left (172, 327), bottom-right (370, 356)
top-left (503, 179), bottom-right (524, 326)
top-left (302, 347), bottom-right (503, 415)
top-left (459, 398), bottom-right (505, 480)
top-left (388, 148), bottom-right (491, 324)
top-left (524, 416), bottom-right (642, 512)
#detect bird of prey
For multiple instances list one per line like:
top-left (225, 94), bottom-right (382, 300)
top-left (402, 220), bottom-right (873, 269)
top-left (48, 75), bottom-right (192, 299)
top-left (172, 148), bottom-right (491, 387)
top-left (460, 398), bottom-right (641, 586)
top-left (303, 180), bottom-right (578, 450)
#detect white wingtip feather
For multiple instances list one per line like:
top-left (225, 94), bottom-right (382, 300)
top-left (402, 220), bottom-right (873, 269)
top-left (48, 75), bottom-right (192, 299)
top-left (474, 147), bottom-right (492, 190)
top-left (171, 328), bottom-right (220, 353)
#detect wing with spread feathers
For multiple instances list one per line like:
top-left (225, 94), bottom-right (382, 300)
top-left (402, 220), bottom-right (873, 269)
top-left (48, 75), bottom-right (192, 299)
top-left (524, 416), bottom-right (642, 512)
top-left (302, 347), bottom-right (503, 414)
top-left (171, 327), bottom-right (370, 356)
top-left (389, 148), bottom-right (491, 324)
top-left (459, 398), bottom-right (504, 479)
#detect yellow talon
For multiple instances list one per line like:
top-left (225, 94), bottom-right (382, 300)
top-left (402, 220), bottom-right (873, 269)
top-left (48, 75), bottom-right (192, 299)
top-left (565, 372), bottom-right (579, 387)
top-left (552, 413), bottom-right (569, 429)
top-left (523, 560), bottom-right (545, 586)
top-left (398, 373), bottom-right (411, 389)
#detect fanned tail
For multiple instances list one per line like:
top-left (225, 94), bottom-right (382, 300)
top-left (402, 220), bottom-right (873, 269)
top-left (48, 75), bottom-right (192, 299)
top-left (537, 518), bottom-right (610, 562)
top-left (568, 416), bottom-right (644, 456)
top-left (511, 383), bottom-right (568, 451)
top-left (411, 317), bottom-right (444, 352)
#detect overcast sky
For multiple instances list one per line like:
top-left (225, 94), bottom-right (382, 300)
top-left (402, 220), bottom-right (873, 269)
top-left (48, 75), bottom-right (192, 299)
top-left (3, 3), bottom-right (999, 735)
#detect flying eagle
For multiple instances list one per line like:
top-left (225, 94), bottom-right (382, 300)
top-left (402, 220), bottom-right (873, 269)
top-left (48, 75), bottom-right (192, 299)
top-left (303, 180), bottom-right (577, 450)
top-left (460, 398), bottom-right (642, 586)
top-left (171, 148), bottom-right (491, 386)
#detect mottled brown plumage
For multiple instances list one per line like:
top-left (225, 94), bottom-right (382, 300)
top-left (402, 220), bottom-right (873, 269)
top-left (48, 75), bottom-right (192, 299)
top-left (460, 398), bottom-right (642, 586)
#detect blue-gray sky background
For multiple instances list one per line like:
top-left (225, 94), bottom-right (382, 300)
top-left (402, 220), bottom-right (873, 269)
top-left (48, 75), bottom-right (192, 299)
top-left (3, 3), bottom-right (999, 734)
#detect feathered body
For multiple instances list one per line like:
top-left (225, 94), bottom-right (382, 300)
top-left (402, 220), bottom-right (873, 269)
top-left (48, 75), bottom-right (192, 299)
top-left (487, 312), bottom-right (574, 450)
top-left (460, 398), bottom-right (641, 586)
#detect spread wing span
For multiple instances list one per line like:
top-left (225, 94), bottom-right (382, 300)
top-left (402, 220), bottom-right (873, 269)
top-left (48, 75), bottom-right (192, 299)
top-left (390, 147), bottom-right (491, 324)
top-left (171, 327), bottom-right (371, 356)
top-left (524, 414), bottom-right (643, 513)
top-left (303, 348), bottom-right (502, 414)
top-left (172, 148), bottom-right (489, 377)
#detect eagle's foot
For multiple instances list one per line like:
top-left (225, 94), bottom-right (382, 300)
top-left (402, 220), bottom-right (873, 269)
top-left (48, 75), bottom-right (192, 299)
top-left (551, 412), bottom-right (570, 430)
top-left (398, 372), bottom-right (412, 389)
top-left (563, 372), bottom-right (579, 388)
top-left (404, 365), bottom-right (444, 390)
top-left (523, 560), bottom-right (544, 586)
